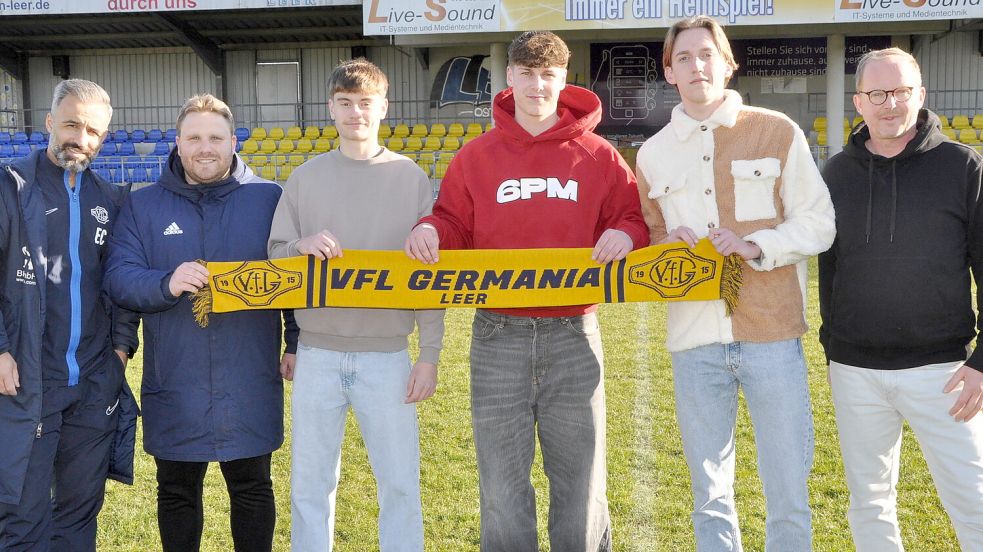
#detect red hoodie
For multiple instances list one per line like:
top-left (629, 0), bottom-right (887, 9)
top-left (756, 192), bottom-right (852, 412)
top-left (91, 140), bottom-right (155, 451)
top-left (419, 85), bottom-right (649, 317)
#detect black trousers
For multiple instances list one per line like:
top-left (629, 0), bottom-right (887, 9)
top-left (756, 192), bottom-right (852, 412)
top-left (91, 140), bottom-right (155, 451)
top-left (155, 454), bottom-right (275, 552)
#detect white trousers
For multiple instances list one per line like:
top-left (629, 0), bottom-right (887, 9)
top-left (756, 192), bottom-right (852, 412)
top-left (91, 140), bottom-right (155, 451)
top-left (829, 360), bottom-right (983, 552)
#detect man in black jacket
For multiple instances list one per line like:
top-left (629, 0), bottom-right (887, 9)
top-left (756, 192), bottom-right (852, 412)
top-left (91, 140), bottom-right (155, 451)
top-left (0, 79), bottom-right (139, 551)
top-left (819, 48), bottom-right (983, 551)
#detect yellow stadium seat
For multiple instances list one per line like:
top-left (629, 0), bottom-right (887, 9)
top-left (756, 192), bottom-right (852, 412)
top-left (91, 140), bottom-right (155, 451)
top-left (438, 152), bottom-right (454, 162)
top-left (387, 137), bottom-right (404, 152)
top-left (313, 138), bottom-right (332, 152)
top-left (410, 124), bottom-right (428, 137)
top-left (462, 135), bottom-right (477, 147)
top-left (295, 139), bottom-right (313, 154)
top-left (817, 131), bottom-right (828, 146)
top-left (392, 124), bottom-right (410, 138)
top-left (378, 124), bottom-right (393, 139)
top-left (285, 127), bottom-right (302, 140)
top-left (417, 160), bottom-right (432, 176)
top-left (288, 154), bottom-right (305, 166)
top-left (418, 153), bottom-right (435, 164)
top-left (270, 154), bottom-right (287, 166)
top-left (259, 139), bottom-right (277, 154)
top-left (248, 164), bottom-right (263, 174)
top-left (938, 115), bottom-right (950, 128)
top-left (852, 116), bottom-right (864, 128)
top-left (973, 115), bottom-right (983, 130)
top-left (943, 128), bottom-right (958, 141)
top-left (404, 136), bottom-right (423, 151)
top-left (277, 140), bottom-right (295, 154)
top-left (812, 117), bottom-right (827, 132)
top-left (484, 122), bottom-right (493, 132)
top-left (953, 115), bottom-right (971, 129)
top-left (466, 123), bottom-right (483, 136)
top-left (430, 123), bottom-right (447, 138)
top-left (250, 127), bottom-right (267, 140)
top-left (260, 165), bottom-right (277, 181)
top-left (303, 125), bottom-right (321, 140)
top-left (442, 137), bottom-right (461, 151)
top-left (240, 139), bottom-right (259, 154)
top-left (422, 136), bottom-right (442, 152)
top-left (401, 152), bottom-right (417, 159)
top-left (959, 129), bottom-right (980, 144)
top-left (268, 127), bottom-right (285, 141)
top-left (279, 165), bottom-right (294, 181)
top-left (435, 160), bottom-right (450, 179)
top-left (322, 125), bottom-right (338, 139)
top-left (447, 123), bottom-right (465, 137)
top-left (248, 154), bottom-right (268, 167)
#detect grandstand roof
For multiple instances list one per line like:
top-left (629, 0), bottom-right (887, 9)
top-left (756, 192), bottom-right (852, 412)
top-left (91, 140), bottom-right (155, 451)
top-left (0, 6), bottom-right (374, 77)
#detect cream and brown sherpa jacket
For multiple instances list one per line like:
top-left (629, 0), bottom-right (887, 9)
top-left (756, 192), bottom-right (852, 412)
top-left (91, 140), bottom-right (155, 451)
top-left (636, 90), bottom-right (835, 352)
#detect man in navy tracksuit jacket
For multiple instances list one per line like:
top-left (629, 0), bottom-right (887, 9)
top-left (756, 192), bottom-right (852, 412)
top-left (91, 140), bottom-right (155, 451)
top-left (104, 94), bottom-right (296, 552)
top-left (0, 80), bottom-right (139, 551)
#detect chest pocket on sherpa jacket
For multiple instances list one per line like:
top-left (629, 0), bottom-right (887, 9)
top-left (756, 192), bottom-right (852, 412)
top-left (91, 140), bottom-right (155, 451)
top-left (731, 158), bottom-right (781, 222)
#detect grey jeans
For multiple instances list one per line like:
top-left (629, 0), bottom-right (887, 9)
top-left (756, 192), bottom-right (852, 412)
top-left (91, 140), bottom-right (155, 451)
top-left (469, 309), bottom-right (612, 552)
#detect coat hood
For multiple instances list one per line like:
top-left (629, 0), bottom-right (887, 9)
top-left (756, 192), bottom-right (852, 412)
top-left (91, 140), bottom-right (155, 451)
top-left (492, 85), bottom-right (602, 143)
top-left (840, 109), bottom-right (948, 243)
top-left (158, 147), bottom-right (259, 200)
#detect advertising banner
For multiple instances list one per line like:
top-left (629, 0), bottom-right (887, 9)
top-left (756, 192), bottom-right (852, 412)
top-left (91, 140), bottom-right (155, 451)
top-left (834, 0), bottom-right (983, 23)
top-left (0, 0), bottom-right (353, 17)
top-left (590, 36), bottom-right (890, 132)
top-left (365, 0), bottom-right (868, 35)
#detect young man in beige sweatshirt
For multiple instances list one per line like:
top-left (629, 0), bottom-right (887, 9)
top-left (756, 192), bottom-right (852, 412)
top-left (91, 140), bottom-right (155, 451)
top-left (267, 59), bottom-right (444, 552)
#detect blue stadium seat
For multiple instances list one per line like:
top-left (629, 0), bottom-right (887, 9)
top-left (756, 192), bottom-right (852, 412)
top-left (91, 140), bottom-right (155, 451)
top-left (0, 144), bottom-right (14, 158)
top-left (12, 132), bottom-right (28, 145)
top-left (130, 167), bottom-right (149, 183)
top-left (13, 145), bottom-right (30, 157)
top-left (147, 129), bottom-right (163, 142)
top-left (95, 168), bottom-right (112, 181)
top-left (152, 142), bottom-right (170, 156)
top-left (113, 130), bottom-right (128, 142)
top-left (28, 131), bottom-right (45, 144)
top-left (164, 128), bottom-right (177, 142)
top-left (130, 129), bottom-right (146, 142)
top-left (235, 128), bottom-right (250, 141)
top-left (117, 142), bottom-right (136, 156)
top-left (149, 166), bottom-right (162, 182)
top-left (100, 143), bottom-right (118, 156)
top-left (0, 133), bottom-right (10, 145)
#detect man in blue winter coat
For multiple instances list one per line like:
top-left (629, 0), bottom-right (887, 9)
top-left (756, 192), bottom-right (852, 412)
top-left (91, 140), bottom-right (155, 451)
top-left (104, 94), bottom-right (297, 552)
top-left (0, 79), bottom-right (140, 551)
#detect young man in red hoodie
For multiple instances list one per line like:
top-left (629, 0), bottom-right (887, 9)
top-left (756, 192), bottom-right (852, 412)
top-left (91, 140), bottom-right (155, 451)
top-left (405, 31), bottom-right (647, 552)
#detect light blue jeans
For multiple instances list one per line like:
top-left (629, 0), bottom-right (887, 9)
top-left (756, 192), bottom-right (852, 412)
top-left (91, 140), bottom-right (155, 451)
top-left (672, 339), bottom-right (814, 552)
top-left (290, 345), bottom-right (423, 552)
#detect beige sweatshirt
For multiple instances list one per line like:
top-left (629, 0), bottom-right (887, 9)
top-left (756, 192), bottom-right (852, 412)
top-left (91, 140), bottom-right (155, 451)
top-left (268, 148), bottom-right (444, 364)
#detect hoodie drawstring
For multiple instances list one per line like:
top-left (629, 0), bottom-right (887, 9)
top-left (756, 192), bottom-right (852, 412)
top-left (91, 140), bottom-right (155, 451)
top-left (889, 161), bottom-right (897, 243)
top-left (864, 157), bottom-right (899, 244)
top-left (865, 158), bottom-right (874, 243)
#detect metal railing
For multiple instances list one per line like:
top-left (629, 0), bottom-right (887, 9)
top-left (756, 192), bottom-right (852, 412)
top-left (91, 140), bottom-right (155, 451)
top-left (0, 99), bottom-right (492, 134)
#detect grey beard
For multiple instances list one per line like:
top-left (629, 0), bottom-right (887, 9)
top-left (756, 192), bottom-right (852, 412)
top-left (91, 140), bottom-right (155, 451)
top-left (53, 144), bottom-right (95, 173)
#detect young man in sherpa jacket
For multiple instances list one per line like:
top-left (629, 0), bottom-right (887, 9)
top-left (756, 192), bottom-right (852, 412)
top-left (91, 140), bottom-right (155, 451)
top-left (819, 48), bottom-right (983, 551)
top-left (635, 16), bottom-right (835, 551)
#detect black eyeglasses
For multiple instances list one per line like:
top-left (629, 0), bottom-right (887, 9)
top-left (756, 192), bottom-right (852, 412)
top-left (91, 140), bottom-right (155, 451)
top-left (856, 87), bottom-right (914, 105)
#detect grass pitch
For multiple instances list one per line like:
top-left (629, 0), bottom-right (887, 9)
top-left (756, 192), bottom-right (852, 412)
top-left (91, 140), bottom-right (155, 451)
top-left (97, 263), bottom-right (960, 551)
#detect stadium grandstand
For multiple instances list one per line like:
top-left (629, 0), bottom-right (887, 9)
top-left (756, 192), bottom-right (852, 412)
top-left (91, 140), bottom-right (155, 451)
top-left (0, 2), bottom-right (980, 192)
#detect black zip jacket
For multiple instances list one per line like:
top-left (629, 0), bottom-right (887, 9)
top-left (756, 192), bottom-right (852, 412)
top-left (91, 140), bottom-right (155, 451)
top-left (818, 109), bottom-right (983, 371)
